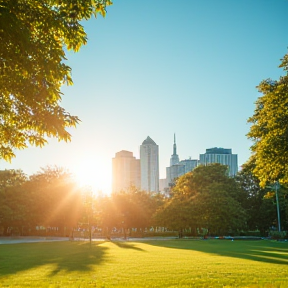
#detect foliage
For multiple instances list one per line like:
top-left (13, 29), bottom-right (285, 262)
top-left (194, 182), bottom-right (247, 235)
top-left (154, 196), bottom-right (193, 233)
top-left (155, 164), bottom-right (247, 236)
top-left (247, 53), bottom-right (288, 187)
top-left (97, 187), bottom-right (164, 237)
top-left (0, 0), bottom-right (112, 161)
top-left (237, 159), bottom-right (288, 233)
top-left (0, 169), bottom-right (27, 187)
top-left (236, 159), bottom-right (276, 234)
top-left (269, 230), bottom-right (287, 240)
top-left (173, 164), bottom-right (231, 197)
top-left (1, 163), bottom-right (287, 237)
top-left (27, 166), bottom-right (83, 234)
top-left (0, 167), bottom-right (83, 236)
top-left (0, 169), bottom-right (28, 235)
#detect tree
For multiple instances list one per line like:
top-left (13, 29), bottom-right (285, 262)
top-left (0, 0), bottom-right (112, 161)
top-left (97, 195), bottom-right (119, 238)
top-left (97, 187), bottom-right (164, 239)
top-left (194, 182), bottom-right (247, 235)
top-left (26, 166), bottom-right (83, 236)
top-left (155, 164), bottom-right (247, 236)
top-left (247, 53), bottom-right (288, 187)
top-left (154, 196), bottom-right (193, 238)
top-left (81, 186), bottom-right (95, 245)
top-left (236, 159), bottom-right (277, 234)
top-left (0, 169), bottom-right (28, 235)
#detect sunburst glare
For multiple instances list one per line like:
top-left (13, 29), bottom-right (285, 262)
top-left (71, 157), bottom-right (111, 195)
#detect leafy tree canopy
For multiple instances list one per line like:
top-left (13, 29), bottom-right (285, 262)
top-left (0, 169), bottom-right (28, 233)
top-left (0, 0), bottom-right (112, 161)
top-left (172, 163), bottom-right (236, 198)
top-left (155, 164), bottom-right (247, 235)
top-left (247, 53), bottom-right (288, 187)
top-left (193, 182), bottom-right (247, 234)
top-left (0, 169), bottom-right (27, 188)
top-left (25, 166), bottom-right (82, 230)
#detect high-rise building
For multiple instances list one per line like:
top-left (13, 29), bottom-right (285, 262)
top-left (159, 178), bottom-right (169, 194)
top-left (167, 134), bottom-right (183, 184)
top-left (166, 135), bottom-right (198, 188)
top-left (112, 150), bottom-right (140, 193)
top-left (140, 136), bottom-right (159, 192)
top-left (199, 147), bottom-right (238, 176)
top-left (170, 133), bottom-right (179, 166)
top-left (166, 164), bottom-right (185, 186)
top-left (179, 158), bottom-right (198, 173)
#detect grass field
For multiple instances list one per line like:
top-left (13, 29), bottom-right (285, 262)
top-left (0, 239), bottom-right (287, 287)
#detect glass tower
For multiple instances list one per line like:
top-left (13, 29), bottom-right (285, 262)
top-left (140, 136), bottom-right (159, 192)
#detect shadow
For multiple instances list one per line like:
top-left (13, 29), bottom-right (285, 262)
top-left (110, 241), bottom-right (146, 251)
top-left (0, 241), bottom-right (108, 277)
top-left (143, 239), bottom-right (288, 265)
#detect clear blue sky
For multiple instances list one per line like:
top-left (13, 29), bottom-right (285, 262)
top-left (1, 0), bottom-right (288, 193)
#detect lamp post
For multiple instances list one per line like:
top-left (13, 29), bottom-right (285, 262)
top-left (274, 181), bottom-right (281, 232)
top-left (267, 181), bottom-right (281, 232)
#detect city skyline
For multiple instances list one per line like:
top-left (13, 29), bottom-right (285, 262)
top-left (0, 0), bottom-right (287, 194)
top-left (112, 133), bottom-right (238, 193)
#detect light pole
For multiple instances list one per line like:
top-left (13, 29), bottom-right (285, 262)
top-left (267, 181), bottom-right (281, 232)
top-left (274, 181), bottom-right (281, 232)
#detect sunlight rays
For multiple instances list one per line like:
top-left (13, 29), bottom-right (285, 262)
top-left (71, 157), bottom-right (111, 195)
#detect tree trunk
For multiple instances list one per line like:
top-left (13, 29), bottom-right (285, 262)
top-left (3, 226), bottom-right (10, 236)
top-left (178, 228), bottom-right (183, 238)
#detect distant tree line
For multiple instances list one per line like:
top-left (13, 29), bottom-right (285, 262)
top-left (0, 167), bottom-right (82, 237)
top-left (1, 163), bottom-right (287, 238)
top-left (155, 163), bottom-right (288, 237)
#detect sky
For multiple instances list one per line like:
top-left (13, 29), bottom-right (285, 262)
top-left (1, 0), bottom-right (288, 194)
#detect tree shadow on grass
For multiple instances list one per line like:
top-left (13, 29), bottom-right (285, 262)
top-left (110, 241), bottom-right (146, 251)
top-left (144, 239), bottom-right (288, 265)
top-left (0, 241), bottom-right (108, 277)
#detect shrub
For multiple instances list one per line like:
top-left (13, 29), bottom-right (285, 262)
top-left (269, 230), bottom-right (287, 239)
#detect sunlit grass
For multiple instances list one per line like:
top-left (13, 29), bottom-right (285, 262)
top-left (0, 239), bottom-right (287, 287)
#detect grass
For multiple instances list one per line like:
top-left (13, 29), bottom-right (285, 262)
top-left (0, 239), bottom-right (287, 287)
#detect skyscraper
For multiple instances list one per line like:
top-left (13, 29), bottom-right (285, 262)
top-left (140, 136), bottom-right (159, 192)
top-left (165, 135), bottom-right (199, 188)
top-left (199, 147), bottom-right (238, 176)
top-left (170, 133), bottom-right (179, 166)
top-left (112, 150), bottom-right (140, 193)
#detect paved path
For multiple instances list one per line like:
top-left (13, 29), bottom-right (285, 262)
top-left (0, 236), bottom-right (181, 244)
top-left (0, 236), bottom-right (69, 244)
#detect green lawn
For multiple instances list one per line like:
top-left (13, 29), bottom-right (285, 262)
top-left (0, 239), bottom-right (287, 287)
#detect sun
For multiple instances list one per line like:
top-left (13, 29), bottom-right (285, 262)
top-left (71, 157), bottom-right (111, 195)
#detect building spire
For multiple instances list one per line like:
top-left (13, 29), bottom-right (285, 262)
top-left (170, 133), bottom-right (179, 166)
top-left (173, 133), bottom-right (177, 155)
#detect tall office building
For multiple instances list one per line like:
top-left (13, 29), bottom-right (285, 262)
top-left (166, 164), bottom-right (185, 186)
top-left (179, 158), bottom-right (198, 173)
top-left (140, 136), bottom-right (159, 192)
top-left (199, 147), bottom-right (238, 176)
top-left (112, 150), bottom-right (140, 193)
